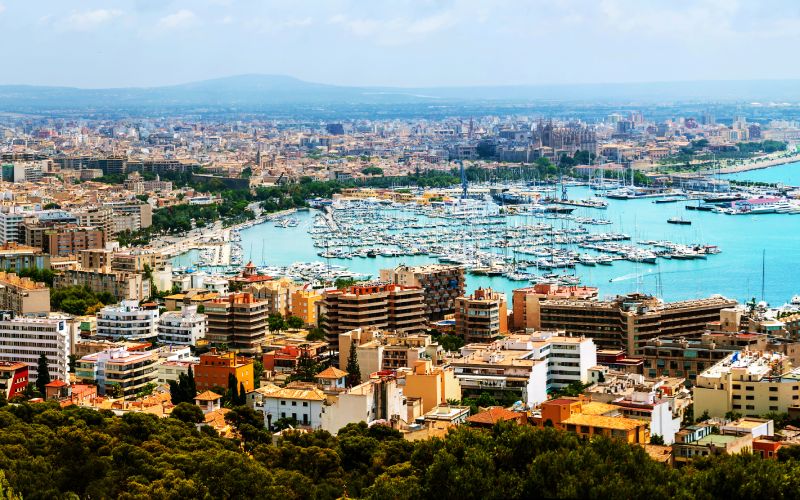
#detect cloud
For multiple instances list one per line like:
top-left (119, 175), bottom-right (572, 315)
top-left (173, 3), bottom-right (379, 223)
top-left (157, 9), bottom-right (196, 30)
top-left (62, 9), bottom-right (124, 31)
top-left (328, 10), bottom-right (456, 45)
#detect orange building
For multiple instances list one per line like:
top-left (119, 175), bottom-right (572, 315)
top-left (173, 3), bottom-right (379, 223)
top-left (534, 398), bottom-right (649, 444)
top-left (291, 288), bottom-right (322, 326)
top-left (194, 349), bottom-right (255, 393)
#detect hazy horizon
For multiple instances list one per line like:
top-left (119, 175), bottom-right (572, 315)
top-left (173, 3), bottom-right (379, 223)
top-left (6, 0), bottom-right (800, 89)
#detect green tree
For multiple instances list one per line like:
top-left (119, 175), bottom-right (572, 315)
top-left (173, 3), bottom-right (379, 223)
top-left (36, 354), bottom-right (51, 396)
top-left (268, 313), bottom-right (285, 333)
top-left (346, 341), bottom-right (361, 387)
top-left (171, 402), bottom-right (204, 424)
top-left (306, 328), bottom-right (326, 341)
top-left (650, 434), bottom-right (665, 445)
top-left (286, 316), bottom-right (305, 329)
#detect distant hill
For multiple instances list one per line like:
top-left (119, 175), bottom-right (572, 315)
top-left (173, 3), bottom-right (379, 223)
top-left (1, 74), bottom-right (800, 114)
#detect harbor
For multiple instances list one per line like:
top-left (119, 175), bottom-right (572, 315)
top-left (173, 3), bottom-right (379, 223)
top-left (168, 172), bottom-right (800, 304)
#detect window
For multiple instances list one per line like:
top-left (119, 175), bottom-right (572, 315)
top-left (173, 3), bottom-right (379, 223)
top-left (732, 384), bottom-right (741, 390)
top-left (745, 396), bottom-right (754, 401)
top-left (745, 386), bottom-right (754, 391)
top-left (732, 395), bottom-right (741, 400)
top-left (733, 404), bottom-right (741, 409)
top-left (291, 401), bottom-right (297, 407)
top-left (302, 402), bottom-right (308, 407)
top-left (746, 405), bottom-right (755, 410)
top-left (770, 406), bottom-right (779, 411)
top-left (280, 401), bottom-right (286, 406)
top-left (769, 386), bottom-right (778, 392)
top-left (769, 396), bottom-right (778, 401)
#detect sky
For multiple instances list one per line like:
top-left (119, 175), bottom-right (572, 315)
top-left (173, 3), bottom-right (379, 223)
top-left (5, 0), bottom-right (800, 88)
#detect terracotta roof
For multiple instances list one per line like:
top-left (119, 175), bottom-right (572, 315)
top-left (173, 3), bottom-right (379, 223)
top-left (194, 390), bottom-right (222, 401)
top-left (266, 386), bottom-right (326, 402)
top-left (316, 366), bottom-right (347, 379)
top-left (466, 407), bottom-right (524, 425)
top-left (45, 380), bottom-right (68, 388)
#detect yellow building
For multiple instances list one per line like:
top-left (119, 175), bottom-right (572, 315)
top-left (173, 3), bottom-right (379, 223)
top-left (561, 413), bottom-right (649, 444)
top-left (403, 361), bottom-right (462, 413)
top-left (291, 288), bottom-right (322, 326)
top-left (693, 351), bottom-right (800, 418)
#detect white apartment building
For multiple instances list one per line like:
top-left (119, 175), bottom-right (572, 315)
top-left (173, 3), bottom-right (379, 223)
top-left (0, 212), bottom-right (26, 245)
top-left (96, 300), bottom-right (159, 342)
top-left (450, 331), bottom-right (597, 407)
top-left (0, 314), bottom-right (70, 382)
top-left (158, 305), bottom-right (207, 346)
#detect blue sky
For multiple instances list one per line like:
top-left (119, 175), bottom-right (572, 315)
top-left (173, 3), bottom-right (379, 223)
top-left (6, 0), bottom-right (800, 88)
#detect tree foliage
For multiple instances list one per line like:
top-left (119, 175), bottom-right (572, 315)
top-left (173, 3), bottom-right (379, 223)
top-left (0, 404), bottom-right (800, 498)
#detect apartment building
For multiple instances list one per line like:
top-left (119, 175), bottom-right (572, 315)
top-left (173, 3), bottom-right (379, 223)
top-left (204, 292), bottom-right (268, 354)
top-left (402, 362), bottom-right (462, 413)
top-left (54, 269), bottom-right (149, 301)
top-left (321, 283), bottom-right (426, 350)
top-left (0, 212), bottom-right (26, 244)
top-left (0, 243), bottom-right (50, 272)
top-left (111, 251), bottom-right (167, 273)
top-left (0, 271), bottom-right (50, 316)
top-left (694, 351), bottom-right (800, 418)
top-left (290, 288), bottom-right (322, 326)
top-left (449, 331), bottom-right (597, 406)
top-left (641, 331), bottom-right (771, 385)
top-left (103, 201), bottom-right (153, 231)
top-left (243, 277), bottom-right (298, 317)
top-left (73, 207), bottom-right (115, 236)
top-left (96, 300), bottom-right (160, 342)
top-left (337, 329), bottom-right (442, 381)
top-left (194, 349), bottom-right (254, 393)
top-left (538, 293), bottom-right (736, 355)
top-left (0, 314), bottom-right (70, 383)
top-left (455, 287), bottom-right (508, 343)
top-left (511, 283), bottom-right (598, 330)
top-left (379, 264), bottom-right (465, 320)
top-left (157, 305), bottom-right (207, 346)
top-left (533, 398), bottom-right (650, 444)
top-left (75, 347), bottom-right (158, 397)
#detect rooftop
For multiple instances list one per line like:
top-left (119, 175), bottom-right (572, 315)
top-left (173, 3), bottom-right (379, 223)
top-left (562, 413), bottom-right (646, 431)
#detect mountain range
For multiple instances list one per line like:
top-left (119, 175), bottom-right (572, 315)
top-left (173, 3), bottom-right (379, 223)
top-left (1, 74), bottom-right (800, 113)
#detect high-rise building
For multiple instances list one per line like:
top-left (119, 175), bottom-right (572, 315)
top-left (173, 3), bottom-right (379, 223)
top-left (455, 287), bottom-right (508, 343)
top-left (204, 293), bottom-right (269, 354)
top-left (96, 300), bottom-right (160, 342)
top-left (538, 294), bottom-right (736, 355)
top-left (158, 305), bottom-right (207, 346)
top-left (0, 314), bottom-right (70, 383)
top-left (379, 264), bottom-right (465, 321)
top-left (321, 283), bottom-right (426, 350)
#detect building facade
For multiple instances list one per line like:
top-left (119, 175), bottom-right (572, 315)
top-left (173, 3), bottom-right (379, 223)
top-left (455, 287), bottom-right (508, 343)
top-left (204, 293), bottom-right (269, 354)
top-left (379, 264), bottom-right (465, 321)
top-left (96, 300), bottom-right (160, 342)
top-left (0, 315), bottom-right (70, 383)
top-left (157, 305), bottom-right (207, 346)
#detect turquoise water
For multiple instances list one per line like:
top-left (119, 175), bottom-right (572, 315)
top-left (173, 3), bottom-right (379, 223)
top-left (174, 164), bottom-right (800, 306)
top-left (724, 161), bottom-right (800, 186)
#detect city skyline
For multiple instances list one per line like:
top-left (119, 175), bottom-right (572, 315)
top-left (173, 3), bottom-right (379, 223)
top-left (7, 0), bottom-right (800, 89)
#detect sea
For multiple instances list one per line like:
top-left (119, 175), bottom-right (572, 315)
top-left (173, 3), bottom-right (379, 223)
top-left (173, 161), bottom-right (800, 307)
